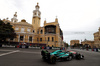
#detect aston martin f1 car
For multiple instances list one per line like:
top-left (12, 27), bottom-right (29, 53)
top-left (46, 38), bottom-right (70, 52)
top-left (41, 50), bottom-right (84, 64)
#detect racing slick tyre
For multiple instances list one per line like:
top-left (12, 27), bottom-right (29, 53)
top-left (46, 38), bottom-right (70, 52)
top-left (50, 56), bottom-right (56, 64)
top-left (76, 54), bottom-right (84, 60)
top-left (15, 46), bottom-right (17, 48)
top-left (80, 55), bottom-right (84, 59)
top-left (67, 56), bottom-right (72, 61)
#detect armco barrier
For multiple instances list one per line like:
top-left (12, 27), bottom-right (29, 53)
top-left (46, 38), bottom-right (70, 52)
top-left (49, 47), bottom-right (52, 49)
top-left (29, 46), bottom-right (40, 49)
top-left (52, 47), bottom-right (60, 50)
top-left (47, 47), bottom-right (49, 49)
top-left (2, 45), bottom-right (15, 48)
top-left (22, 45), bottom-right (25, 48)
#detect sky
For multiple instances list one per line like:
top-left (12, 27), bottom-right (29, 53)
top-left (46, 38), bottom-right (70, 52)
top-left (0, 0), bottom-right (100, 44)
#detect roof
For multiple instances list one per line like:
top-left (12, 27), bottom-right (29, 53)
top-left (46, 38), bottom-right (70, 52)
top-left (14, 19), bottom-right (32, 27)
top-left (81, 40), bottom-right (94, 42)
top-left (70, 40), bottom-right (79, 41)
top-left (93, 31), bottom-right (99, 35)
top-left (44, 22), bottom-right (58, 26)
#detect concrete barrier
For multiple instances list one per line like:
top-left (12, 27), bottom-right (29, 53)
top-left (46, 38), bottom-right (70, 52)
top-left (52, 47), bottom-right (60, 50)
top-left (2, 45), bottom-right (15, 48)
top-left (29, 46), bottom-right (40, 49)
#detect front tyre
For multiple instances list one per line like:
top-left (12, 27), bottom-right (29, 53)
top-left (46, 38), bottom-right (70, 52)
top-left (67, 56), bottom-right (72, 61)
top-left (81, 55), bottom-right (84, 59)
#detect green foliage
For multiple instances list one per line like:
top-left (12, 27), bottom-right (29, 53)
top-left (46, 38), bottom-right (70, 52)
top-left (73, 43), bottom-right (82, 47)
top-left (64, 42), bottom-right (69, 47)
top-left (0, 20), bottom-right (16, 42)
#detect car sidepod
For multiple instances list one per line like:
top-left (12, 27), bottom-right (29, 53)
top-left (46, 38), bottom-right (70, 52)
top-left (57, 53), bottom-right (70, 61)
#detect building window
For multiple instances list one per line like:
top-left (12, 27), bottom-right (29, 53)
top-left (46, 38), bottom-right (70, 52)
top-left (52, 45), bottom-right (54, 47)
top-left (40, 38), bottom-right (42, 42)
top-left (20, 36), bottom-right (23, 41)
top-left (29, 37), bottom-right (32, 41)
top-left (48, 37), bottom-right (50, 41)
top-left (15, 27), bottom-right (19, 30)
top-left (33, 30), bottom-right (35, 33)
top-left (27, 28), bottom-right (30, 32)
top-left (52, 37), bottom-right (54, 42)
top-left (40, 30), bottom-right (43, 34)
top-left (21, 28), bottom-right (24, 32)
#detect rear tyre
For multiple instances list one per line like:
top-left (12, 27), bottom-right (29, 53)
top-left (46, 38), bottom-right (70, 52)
top-left (50, 57), bottom-right (56, 64)
top-left (76, 54), bottom-right (82, 60)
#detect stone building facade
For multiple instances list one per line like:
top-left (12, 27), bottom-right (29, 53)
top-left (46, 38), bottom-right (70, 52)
top-left (93, 27), bottom-right (100, 48)
top-left (81, 39), bottom-right (94, 48)
top-left (2, 3), bottom-right (64, 47)
top-left (70, 40), bottom-right (79, 46)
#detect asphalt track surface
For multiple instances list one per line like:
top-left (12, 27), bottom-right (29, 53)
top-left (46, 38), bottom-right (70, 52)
top-left (0, 47), bottom-right (100, 66)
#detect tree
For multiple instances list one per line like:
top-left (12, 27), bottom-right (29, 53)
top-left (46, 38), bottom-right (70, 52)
top-left (0, 20), bottom-right (16, 45)
top-left (64, 42), bottom-right (69, 47)
top-left (73, 43), bottom-right (80, 47)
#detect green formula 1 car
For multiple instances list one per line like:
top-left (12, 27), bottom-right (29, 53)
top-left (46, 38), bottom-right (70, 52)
top-left (41, 50), bottom-right (84, 64)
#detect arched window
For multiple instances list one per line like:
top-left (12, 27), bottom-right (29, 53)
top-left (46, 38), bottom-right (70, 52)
top-left (20, 36), bottom-right (23, 41)
top-left (29, 37), bottom-right (32, 42)
top-left (40, 30), bottom-right (43, 34)
top-left (40, 38), bottom-right (42, 42)
top-left (52, 37), bottom-right (54, 42)
top-left (48, 37), bottom-right (50, 41)
top-left (33, 30), bottom-right (35, 33)
top-left (52, 45), bottom-right (54, 47)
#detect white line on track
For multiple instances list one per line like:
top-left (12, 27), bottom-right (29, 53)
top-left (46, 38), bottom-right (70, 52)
top-left (0, 50), bottom-right (20, 57)
top-left (20, 51), bottom-right (40, 54)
